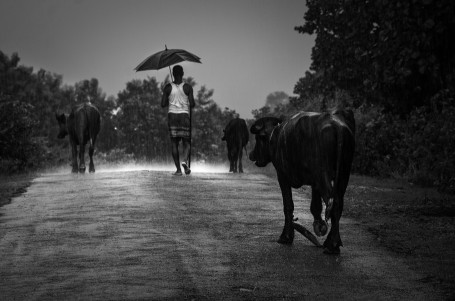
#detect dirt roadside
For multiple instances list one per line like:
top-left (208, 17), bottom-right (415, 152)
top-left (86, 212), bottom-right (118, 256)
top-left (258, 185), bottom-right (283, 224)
top-left (0, 168), bottom-right (454, 299)
top-left (343, 175), bottom-right (455, 299)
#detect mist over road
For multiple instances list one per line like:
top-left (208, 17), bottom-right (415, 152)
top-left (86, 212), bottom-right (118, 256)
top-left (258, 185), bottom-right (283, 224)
top-left (0, 166), bottom-right (440, 300)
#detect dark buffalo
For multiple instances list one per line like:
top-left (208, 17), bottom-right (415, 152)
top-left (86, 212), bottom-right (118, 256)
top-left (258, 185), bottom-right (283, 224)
top-left (222, 118), bottom-right (249, 173)
top-left (249, 109), bottom-right (355, 254)
top-left (56, 103), bottom-right (101, 173)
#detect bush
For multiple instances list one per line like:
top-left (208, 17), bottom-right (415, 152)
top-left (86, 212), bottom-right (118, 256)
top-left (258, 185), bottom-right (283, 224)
top-left (353, 89), bottom-right (455, 193)
top-left (0, 99), bottom-right (43, 172)
top-left (352, 104), bottom-right (405, 176)
top-left (404, 90), bottom-right (455, 192)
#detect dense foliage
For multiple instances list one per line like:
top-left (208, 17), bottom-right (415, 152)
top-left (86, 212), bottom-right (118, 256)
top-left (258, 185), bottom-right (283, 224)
top-left (294, 0), bottom-right (454, 114)
top-left (354, 90), bottom-right (455, 191)
top-left (0, 98), bottom-right (40, 171)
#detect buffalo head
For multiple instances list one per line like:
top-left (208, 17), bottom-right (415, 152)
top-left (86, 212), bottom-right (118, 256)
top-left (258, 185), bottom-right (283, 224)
top-left (249, 117), bottom-right (281, 167)
top-left (55, 112), bottom-right (68, 139)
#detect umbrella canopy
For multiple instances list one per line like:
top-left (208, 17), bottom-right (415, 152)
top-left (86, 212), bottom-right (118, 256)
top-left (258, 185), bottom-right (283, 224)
top-left (134, 46), bottom-right (201, 72)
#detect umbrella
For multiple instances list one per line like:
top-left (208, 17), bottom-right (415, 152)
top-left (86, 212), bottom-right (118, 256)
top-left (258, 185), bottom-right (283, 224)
top-left (134, 45), bottom-right (201, 81)
top-left (134, 46), bottom-right (201, 169)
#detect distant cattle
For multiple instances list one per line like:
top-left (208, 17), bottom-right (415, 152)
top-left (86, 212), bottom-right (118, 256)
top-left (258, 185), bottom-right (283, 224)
top-left (249, 109), bottom-right (355, 254)
top-left (222, 118), bottom-right (249, 173)
top-left (56, 103), bottom-right (101, 173)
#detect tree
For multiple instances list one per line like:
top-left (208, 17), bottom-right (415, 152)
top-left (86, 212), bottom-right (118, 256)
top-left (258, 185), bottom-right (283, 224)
top-left (0, 96), bottom-right (39, 171)
top-left (192, 85), bottom-right (221, 160)
top-left (265, 91), bottom-right (289, 109)
top-left (251, 91), bottom-right (292, 119)
top-left (33, 69), bottom-right (64, 137)
top-left (72, 78), bottom-right (117, 152)
top-left (0, 51), bottom-right (21, 98)
top-left (115, 77), bottom-right (167, 160)
top-left (295, 0), bottom-right (455, 114)
top-left (0, 52), bottom-right (66, 170)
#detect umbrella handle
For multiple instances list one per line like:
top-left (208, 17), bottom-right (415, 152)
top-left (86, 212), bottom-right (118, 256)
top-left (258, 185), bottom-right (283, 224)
top-left (168, 66), bottom-right (174, 82)
top-left (189, 107), bottom-right (192, 168)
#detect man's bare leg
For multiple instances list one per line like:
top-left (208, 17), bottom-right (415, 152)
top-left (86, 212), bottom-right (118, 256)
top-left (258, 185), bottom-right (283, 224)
top-left (171, 137), bottom-right (182, 175)
top-left (181, 138), bottom-right (191, 175)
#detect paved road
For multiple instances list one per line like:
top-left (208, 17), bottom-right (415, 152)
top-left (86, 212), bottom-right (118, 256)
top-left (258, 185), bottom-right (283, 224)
top-left (0, 167), bottom-right (441, 300)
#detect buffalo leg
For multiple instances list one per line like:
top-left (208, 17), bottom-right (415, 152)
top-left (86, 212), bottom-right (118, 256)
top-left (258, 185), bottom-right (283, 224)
top-left (79, 143), bottom-right (86, 173)
top-left (233, 156), bottom-right (238, 173)
top-left (323, 195), bottom-right (343, 254)
top-left (238, 147), bottom-right (244, 173)
top-left (71, 142), bottom-right (78, 173)
top-left (76, 112), bottom-right (86, 173)
top-left (311, 186), bottom-right (328, 237)
top-left (88, 138), bottom-right (96, 173)
top-left (277, 173), bottom-right (294, 244)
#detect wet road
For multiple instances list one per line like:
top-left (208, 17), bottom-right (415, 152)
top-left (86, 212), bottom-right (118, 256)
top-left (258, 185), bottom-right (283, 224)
top-left (0, 167), bottom-right (441, 300)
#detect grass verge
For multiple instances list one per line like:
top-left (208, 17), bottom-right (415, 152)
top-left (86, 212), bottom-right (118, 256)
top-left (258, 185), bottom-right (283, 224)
top-left (344, 175), bottom-right (455, 299)
top-left (0, 173), bottom-right (36, 207)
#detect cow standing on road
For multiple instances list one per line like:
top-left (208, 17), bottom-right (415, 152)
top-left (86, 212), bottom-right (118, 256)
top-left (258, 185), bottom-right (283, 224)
top-left (56, 102), bottom-right (101, 173)
top-left (222, 118), bottom-right (249, 173)
top-left (249, 109), bottom-right (355, 254)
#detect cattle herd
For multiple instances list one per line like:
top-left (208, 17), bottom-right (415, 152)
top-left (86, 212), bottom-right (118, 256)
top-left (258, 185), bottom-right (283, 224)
top-left (56, 104), bottom-right (355, 254)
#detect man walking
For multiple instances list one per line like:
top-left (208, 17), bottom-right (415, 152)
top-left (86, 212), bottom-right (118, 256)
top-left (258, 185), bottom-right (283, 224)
top-left (161, 65), bottom-right (195, 175)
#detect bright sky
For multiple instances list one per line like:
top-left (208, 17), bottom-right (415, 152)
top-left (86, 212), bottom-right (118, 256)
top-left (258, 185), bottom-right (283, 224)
top-left (0, 0), bottom-right (314, 118)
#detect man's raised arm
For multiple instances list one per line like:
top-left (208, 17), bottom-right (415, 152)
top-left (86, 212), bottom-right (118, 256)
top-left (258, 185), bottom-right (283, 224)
top-left (161, 84), bottom-right (171, 108)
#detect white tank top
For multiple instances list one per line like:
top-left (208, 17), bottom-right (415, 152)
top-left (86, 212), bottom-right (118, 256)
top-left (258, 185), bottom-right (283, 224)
top-left (168, 82), bottom-right (189, 114)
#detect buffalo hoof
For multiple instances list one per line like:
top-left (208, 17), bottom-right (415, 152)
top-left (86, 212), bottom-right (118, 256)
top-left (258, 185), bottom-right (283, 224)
top-left (313, 220), bottom-right (328, 237)
top-left (71, 168), bottom-right (78, 173)
top-left (323, 246), bottom-right (340, 255)
top-left (277, 230), bottom-right (294, 245)
top-left (323, 239), bottom-right (342, 255)
top-left (79, 167), bottom-right (86, 173)
top-left (89, 168), bottom-right (95, 173)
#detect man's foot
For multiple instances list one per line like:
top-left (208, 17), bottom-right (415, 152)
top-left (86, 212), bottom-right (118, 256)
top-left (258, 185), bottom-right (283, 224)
top-left (173, 170), bottom-right (183, 176)
top-left (181, 162), bottom-right (191, 175)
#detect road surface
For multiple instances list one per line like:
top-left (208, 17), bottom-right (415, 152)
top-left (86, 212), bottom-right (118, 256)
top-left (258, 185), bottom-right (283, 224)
top-left (0, 166), bottom-right (441, 300)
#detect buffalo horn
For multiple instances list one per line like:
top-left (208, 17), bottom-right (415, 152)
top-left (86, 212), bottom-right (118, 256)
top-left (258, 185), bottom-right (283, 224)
top-left (250, 121), bottom-right (264, 134)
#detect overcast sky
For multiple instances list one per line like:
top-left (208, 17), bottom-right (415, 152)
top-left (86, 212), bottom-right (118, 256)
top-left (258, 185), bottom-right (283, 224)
top-left (0, 0), bottom-right (314, 118)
